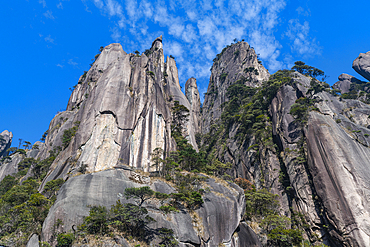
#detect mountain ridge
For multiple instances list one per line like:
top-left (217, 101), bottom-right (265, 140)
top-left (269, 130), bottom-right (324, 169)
top-left (0, 37), bottom-right (370, 247)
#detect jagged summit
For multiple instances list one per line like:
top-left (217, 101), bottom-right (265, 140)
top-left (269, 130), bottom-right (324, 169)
top-left (2, 36), bottom-right (370, 247)
top-left (40, 36), bottom-right (201, 182)
top-left (202, 41), bottom-right (270, 133)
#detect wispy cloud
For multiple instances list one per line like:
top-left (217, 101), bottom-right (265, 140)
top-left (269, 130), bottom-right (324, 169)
top-left (44, 35), bottom-right (54, 43)
top-left (39, 0), bottom-right (46, 8)
top-left (68, 59), bottom-right (78, 66)
top-left (57, 64), bottom-right (64, 68)
top-left (285, 19), bottom-right (321, 56)
top-left (43, 10), bottom-right (55, 19)
top-left (84, 0), bottom-right (320, 93)
top-left (57, 2), bottom-right (63, 9)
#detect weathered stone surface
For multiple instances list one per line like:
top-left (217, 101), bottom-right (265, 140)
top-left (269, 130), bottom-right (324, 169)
top-left (270, 74), bottom-right (320, 230)
top-left (0, 153), bottom-right (24, 182)
top-left (201, 41), bottom-right (269, 134)
top-left (185, 77), bottom-right (201, 134)
top-left (40, 37), bottom-right (200, 190)
top-left (35, 40), bottom-right (370, 247)
top-left (306, 111), bottom-right (370, 247)
top-left (231, 222), bottom-right (262, 247)
top-left (41, 169), bottom-right (245, 247)
top-left (26, 234), bottom-right (40, 247)
top-left (332, 73), bottom-right (366, 94)
top-left (0, 130), bottom-right (12, 158)
top-left (353, 51), bottom-right (370, 81)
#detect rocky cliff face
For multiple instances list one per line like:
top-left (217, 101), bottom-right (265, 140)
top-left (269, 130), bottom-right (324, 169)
top-left (37, 36), bottom-right (202, 189)
top-left (353, 51), bottom-right (370, 81)
top-left (332, 73), bottom-right (366, 94)
top-left (200, 44), bottom-right (370, 246)
top-left (2, 37), bottom-right (370, 247)
top-left (185, 77), bottom-right (201, 134)
top-left (0, 130), bottom-right (12, 158)
top-left (201, 41), bottom-right (270, 134)
top-left (41, 169), bottom-right (247, 246)
top-left (23, 37), bottom-right (252, 247)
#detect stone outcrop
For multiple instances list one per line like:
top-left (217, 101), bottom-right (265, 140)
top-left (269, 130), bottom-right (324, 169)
top-left (11, 42), bottom-right (370, 247)
top-left (0, 152), bottom-right (24, 181)
top-left (201, 41), bottom-right (270, 134)
top-left (0, 130), bottom-right (12, 158)
top-left (200, 44), bottom-right (370, 246)
top-left (38, 36), bottom-right (200, 191)
top-left (41, 168), bottom-right (247, 246)
top-left (185, 77), bottom-right (201, 134)
top-left (353, 51), bottom-right (370, 81)
top-left (26, 234), bottom-right (39, 247)
top-left (332, 73), bottom-right (366, 94)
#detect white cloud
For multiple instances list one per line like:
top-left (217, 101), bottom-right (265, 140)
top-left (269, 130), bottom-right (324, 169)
top-left (57, 2), bottom-right (63, 9)
top-left (68, 59), bottom-right (78, 66)
top-left (84, 0), bottom-right (321, 89)
top-left (57, 64), bottom-right (64, 68)
top-left (166, 41), bottom-right (183, 58)
top-left (140, 1), bottom-right (153, 18)
top-left (44, 35), bottom-right (54, 43)
top-left (285, 19), bottom-right (321, 56)
top-left (43, 10), bottom-right (55, 19)
top-left (39, 0), bottom-right (46, 8)
top-left (110, 27), bottom-right (121, 42)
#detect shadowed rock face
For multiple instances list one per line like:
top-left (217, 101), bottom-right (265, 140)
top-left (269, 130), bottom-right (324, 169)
top-left (201, 41), bottom-right (270, 134)
top-left (200, 44), bottom-right (370, 245)
top-left (353, 51), bottom-right (370, 81)
top-left (0, 130), bottom-right (12, 158)
top-left (41, 168), bottom-right (247, 247)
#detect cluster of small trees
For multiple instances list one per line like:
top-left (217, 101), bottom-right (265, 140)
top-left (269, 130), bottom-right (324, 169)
top-left (0, 144), bottom-right (64, 246)
top-left (56, 186), bottom-right (178, 247)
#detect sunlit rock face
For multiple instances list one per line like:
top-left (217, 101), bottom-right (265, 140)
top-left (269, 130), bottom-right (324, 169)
top-left (38, 36), bottom-right (199, 188)
top-left (185, 77), bottom-right (201, 134)
top-left (41, 169), bottom-right (249, 247)
top-left (353, 51), bottom-right (370, 81)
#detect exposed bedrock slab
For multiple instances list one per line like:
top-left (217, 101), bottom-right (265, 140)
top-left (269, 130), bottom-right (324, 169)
top-left (306, 111), bottom-right (370, 247)
top-left (41, 169), bottom-right (246, 247)
top-left (0, 130), bottom-right (12, 158)
top-left (39, 37), bottom-right (200, 189)
top-left (353, 51), bottom-right (370, 81)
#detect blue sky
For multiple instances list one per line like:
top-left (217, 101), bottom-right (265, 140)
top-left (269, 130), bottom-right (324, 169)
top-left (1, 0), bottom-right (370, 147)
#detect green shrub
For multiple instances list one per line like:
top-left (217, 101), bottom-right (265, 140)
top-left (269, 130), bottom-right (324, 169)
top-left (158, 228), bottom-right (178, 247)
top-left (336, 119), bottom-right (342, 123)
top-left (110, 201), bottom-right (154, 239)
top-left (56, 233), bottom-right (74, 247)
top-left (82, 205), bottom-right (110, 235)
top-left (147, 71), bottom-right (155, 77)
top-left (62, 122), bottom-right (80, 149)
top-left (159, 205), bottom-right (178, 214)
top-left (44, 178), bottom-right (65, 201)
top-left (220, 73), bottom-right (228, 83)
top-left (267, 227), bottom-right (303, 247)
top-left (0, 175), bottom-right (17, 196)
top-left (244, 188), bottom-right (279, 219)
